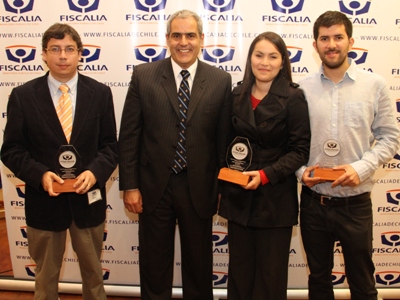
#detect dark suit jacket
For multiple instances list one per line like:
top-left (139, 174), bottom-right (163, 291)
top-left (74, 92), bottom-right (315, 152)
top-left (118, 58), bottom-right (232, 219)
top-left (219, 74), bottom-right (311, 228)
top-left (1, 72), bottom-right (118, 231)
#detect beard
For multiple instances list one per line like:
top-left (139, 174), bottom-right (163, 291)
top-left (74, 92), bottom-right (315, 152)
top-left (320, 50), bottom-right (348, 69)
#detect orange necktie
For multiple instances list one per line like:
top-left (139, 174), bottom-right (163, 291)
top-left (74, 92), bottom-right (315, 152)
top-left (56, 84), bottom-right (73, 143)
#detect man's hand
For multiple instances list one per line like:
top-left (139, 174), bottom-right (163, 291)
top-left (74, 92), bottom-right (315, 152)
top-left (123, 190), bottom-right (143, 214)
top-left (302, 165), bottom-right (325, 188)
top-left (74, 170), bottom-right (97, 194)
top-left (41, 171), bottom-right (63, 197)
top-left (331, 164), bottom-right (360, 188)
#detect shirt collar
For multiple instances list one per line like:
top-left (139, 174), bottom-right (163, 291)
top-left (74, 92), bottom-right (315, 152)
top-left (47, 72), bottom-right (78, 97)
top-left (319, 58), bottom-right (357, 82)
top-left (171, 58), bottom-right (198, 80)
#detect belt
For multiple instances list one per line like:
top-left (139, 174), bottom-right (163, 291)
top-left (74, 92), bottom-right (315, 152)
top-left (302, 186), bottom-right (370, 207)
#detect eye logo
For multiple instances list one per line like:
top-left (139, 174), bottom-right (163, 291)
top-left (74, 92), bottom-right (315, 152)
top-left (212, 231), bottom-right (228, 247)
top-left (327, 142), bottom-right (337, 149)
top-left (20, 226), bottom-right (28, 239)
top-left (2, 0), bottom-right (34, 14)
top-left (102, 268), bottom-right (110, 280)
top-left (213, 271), bottom-right (228, 286)
top-left (67, 0), bottom-right (99, 13)
top-left (235, 146), bottom-right (245, 153)
top-left (5, 45), bottom-right (36, 63)
top-left (376, 271), bottom-right (400, 286)
top-left (62, 154), bottom-right (73, 161)
top-left (134, 45), bottom-right (167, 63)
top-left (287, 46), bottom-right (302, 63)
top-left (271, 0), bottom-right (304, 14)
top-left (202, 0), bottom-right (236, 13)
top-left (202, 45), bottom-right (235, 64)
top-left (381, 231), bottom-right (400, 247)
top-left (15, 184), bottom-right (26, 199)
top-left (332, 272), bottom-right (346, 285)
top-left (25, 264), bottom-right (36, 277)
top-left (348, 48), bottom-right (368, 64)
top-left (133, 0), bottom-right (167, 13)
top-left (386, 189), bottom-right (400, 205)
top-left (339, 0), bottom-right (371, 16)
top-left (80, 45), bottom-right (101, 63)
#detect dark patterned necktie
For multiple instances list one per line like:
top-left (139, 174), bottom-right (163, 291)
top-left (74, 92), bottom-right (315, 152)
top-left (172, 70), bottom-right (190, 173)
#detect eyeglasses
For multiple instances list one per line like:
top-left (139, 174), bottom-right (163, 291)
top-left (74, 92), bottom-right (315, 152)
top-left (45, 46), bottom-right (79, 55)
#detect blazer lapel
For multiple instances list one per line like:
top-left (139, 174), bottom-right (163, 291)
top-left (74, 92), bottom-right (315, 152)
top-left (233, 85), bottom-right (258, 132)
top-left (187, 61), bottom-right (205, 122)
top-left (33, 75), bottom-right (67, 144)
top-left (254, 74), bottom-right (288, 122)
top-left (161, 58), bottom-right (181, 117)
top-left (70, 74), bottom-right (94, 144)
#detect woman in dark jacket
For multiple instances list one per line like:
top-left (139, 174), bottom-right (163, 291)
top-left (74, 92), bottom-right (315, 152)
top-left (219, 32), bottom-right (311, 300)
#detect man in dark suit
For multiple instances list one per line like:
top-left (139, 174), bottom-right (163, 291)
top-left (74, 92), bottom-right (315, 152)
top-left (118, 9), bottom-right (232, 300)
top-left (1, 23), bottom-right (118, 300)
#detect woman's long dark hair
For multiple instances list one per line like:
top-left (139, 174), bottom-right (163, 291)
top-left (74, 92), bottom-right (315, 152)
top-left (239, 31), bottom-right (293, 102)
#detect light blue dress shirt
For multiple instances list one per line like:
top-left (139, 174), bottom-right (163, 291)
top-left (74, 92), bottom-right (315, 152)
top-left (296, 58), bottom-right (400, 197)
top-left (48, 72), bottom-right (78, 122)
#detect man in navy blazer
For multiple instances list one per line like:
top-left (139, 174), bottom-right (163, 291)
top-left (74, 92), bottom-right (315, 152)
top-left (118, 9), bottom-right (232, 300)
top-left (1, 23), bottom-right (118, 300)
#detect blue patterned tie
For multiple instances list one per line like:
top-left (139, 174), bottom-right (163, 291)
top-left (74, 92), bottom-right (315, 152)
top-left (172, 70), bottom-right (190, 173)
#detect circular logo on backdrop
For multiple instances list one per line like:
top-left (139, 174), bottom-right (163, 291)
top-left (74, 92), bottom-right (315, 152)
top-left (59, 151), bottom-right (77, 169)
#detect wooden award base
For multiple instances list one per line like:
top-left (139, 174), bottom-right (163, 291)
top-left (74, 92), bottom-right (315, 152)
top-left (52, 179), bottom-right (77, 193)
top-left (314, 168), bottom-right (345, 181)
top-left (218, 167), bottom-right (250, 186)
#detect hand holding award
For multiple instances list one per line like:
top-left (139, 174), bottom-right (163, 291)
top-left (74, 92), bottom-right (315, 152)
top-left (218, 136), bottom-right (252, 186)
top-left (52, 145), bottom-right (81, 193)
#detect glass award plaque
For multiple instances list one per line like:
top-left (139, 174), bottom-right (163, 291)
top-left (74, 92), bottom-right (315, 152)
top-left (52, 145), bottom-right (81, 193)
top-left (218, 136), bottom-right (252, 186)
top-left (314, 139), bottom-right (344, 181)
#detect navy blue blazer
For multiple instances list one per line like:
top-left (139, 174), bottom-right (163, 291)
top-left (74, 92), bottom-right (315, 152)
top-left (1, 72), bottom-right (118, 231)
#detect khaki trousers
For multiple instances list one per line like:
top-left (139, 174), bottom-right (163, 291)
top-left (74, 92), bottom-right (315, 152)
top-left (27, 221), bottom-right (107, 300)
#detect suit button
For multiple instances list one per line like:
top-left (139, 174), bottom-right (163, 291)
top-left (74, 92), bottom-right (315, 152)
top-left (260, 122), bottom-right (267, 128)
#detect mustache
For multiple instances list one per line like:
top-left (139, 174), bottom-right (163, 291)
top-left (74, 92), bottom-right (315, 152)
top-left (325, 49), bottom-right (339, 54)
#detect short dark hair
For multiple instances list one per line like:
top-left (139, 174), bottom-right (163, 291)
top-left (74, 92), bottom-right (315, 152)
top-left (239, 31), bottom-right (293, 102)
top-left (42, 23), bottom-right (83, 51)
top-left (313, 11), bottom-right (353, 40)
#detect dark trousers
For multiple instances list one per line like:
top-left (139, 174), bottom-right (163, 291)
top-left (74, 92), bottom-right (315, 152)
top-left (227, 221), bottom-right (293, 300)
top-left (138, 171), bottom-right (213, 300)
top-left (300, 187), bottom-right (377, 300)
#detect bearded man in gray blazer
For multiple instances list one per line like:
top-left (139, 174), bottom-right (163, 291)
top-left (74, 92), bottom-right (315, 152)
top-left (118, 9), bottom-right (232, 300)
